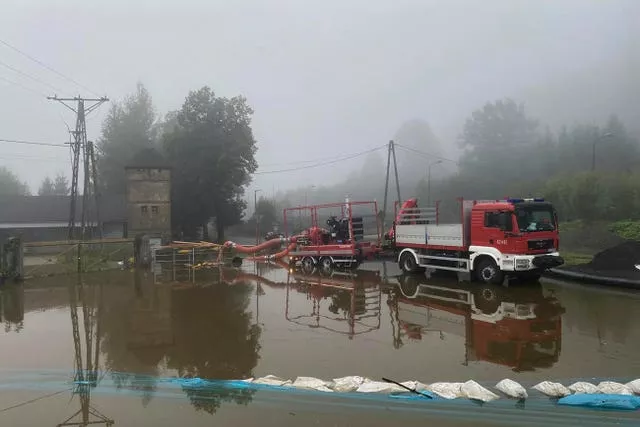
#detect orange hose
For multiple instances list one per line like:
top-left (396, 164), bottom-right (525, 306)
top-left (247, 242), bottom-right (297, 261)
top-left (224, 237), bottom-right (289, 254)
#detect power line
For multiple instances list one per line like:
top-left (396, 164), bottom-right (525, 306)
top-left (0, 74), bottom-right (46, 97)
top-left (0, 38), bottom-right (101, 97)
top-left (0, 138), bottom-right (67, 148)
top-left (0, 58), bottom-right (64, 93)
top-left (394, 143), bottom-right (459, 165)
top-left (254, 145), bottom-right (386, 175)
top-left (259, 149), bottom-right (380, 168)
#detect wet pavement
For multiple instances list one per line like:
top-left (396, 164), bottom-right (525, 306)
top-left (1, 260), bottom-right (640, 426)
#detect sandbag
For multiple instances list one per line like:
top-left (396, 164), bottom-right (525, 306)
top-left (558, 393), bottom-right (640, 410)
top-left (532, 381), bottom-right (571, 397)
top-left (356, 380), bottom-right (404, 393)
top-left (426, 382), bottom-right (464, 399)
top-left (332, 376), bottom-right (366, 392)
top-left (496, 379), bottom-right (527, 399)
top-left (460, 380), bottom-right (500, 402)
top-left (253, 375), bottom-right (292, 386)
top-left (568, 381), bottom-right (599, 394)
top-left (400, 380), bottom-right (429, 392)
top-left (597, 381), bottom-right (633, 395)
top-left (626, 379), bottom-right (640, 395)
top-left (291, 376), bottom-right (333, 392)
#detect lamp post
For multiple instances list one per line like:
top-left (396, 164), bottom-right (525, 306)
top-left (254, 189), bottom-right (262, 245)
top-left (427, 160), bottom-right (443, 206)
top-left (592, 132), bottom-right (614, 171)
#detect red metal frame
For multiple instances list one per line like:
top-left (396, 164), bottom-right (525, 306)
top-left (283, 200), bottom-right (381, 260)
top-left (283, 200), bottom-right (380, 242)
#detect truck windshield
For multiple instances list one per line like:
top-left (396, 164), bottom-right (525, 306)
top-left (515, 206), bottom-right (556, 232)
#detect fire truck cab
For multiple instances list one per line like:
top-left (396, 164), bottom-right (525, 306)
top-left (392, 197), bottom-right (565, 284)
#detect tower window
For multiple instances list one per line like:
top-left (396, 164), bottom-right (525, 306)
top-left (151, 206), bottom-right (158, 216)
top-left (141, 206), bottom-right (148, 216)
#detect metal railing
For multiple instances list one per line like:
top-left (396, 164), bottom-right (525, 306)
top-left (22, 238), bottom-right (134, 278)
top-left (396, 207), bottom-right (437, 224)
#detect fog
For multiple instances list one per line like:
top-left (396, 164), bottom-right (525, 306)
top-left (0, 0), bottom-right (638, 203)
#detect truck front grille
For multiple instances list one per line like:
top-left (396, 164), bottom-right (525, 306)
top-left (528, 239), bottom-right (554, 251)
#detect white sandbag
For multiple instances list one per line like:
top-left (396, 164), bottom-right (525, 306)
top-left (626, 379), bottom-right (640, 395)
top-left (597, 381), bottom-right (633, 395)
top-left (495, 379), bottom-right (528, 399)
top-left (292, 376), bottom-right (334, 392)
top-left (460, 380), bottom-right (500, 402)
top-left (356, 380), bottom-right (404, 393)
top-left (532, 381), bottom-right (571, 397)
top-left (401, 380), bottom-right (429, 392)
top-left (426, 382), bottom-right (464, 399)
top-left (332, 376), bottom-right (366, 392)
top-left (568, 381), bottom-right (599, 394)
top-left (253, 375), bottom-right (292, 386)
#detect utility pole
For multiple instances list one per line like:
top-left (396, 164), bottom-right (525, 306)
top-left (381, 140), bottom-right (402, 234)
top-left (254, 189), bottom-right (262, 245)
top-left (48, 96), bottom-right (108, 241)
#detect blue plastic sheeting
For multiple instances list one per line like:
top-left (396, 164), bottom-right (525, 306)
top-left (558, 394), bottom-right (640, 411)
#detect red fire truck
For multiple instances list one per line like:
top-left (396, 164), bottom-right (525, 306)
top-left (390, 197), bottom-right (564, 283)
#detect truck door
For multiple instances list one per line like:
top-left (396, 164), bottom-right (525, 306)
top-left (483, 211), bottom-right (512, 249)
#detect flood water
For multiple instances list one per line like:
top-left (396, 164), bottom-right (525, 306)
top-left (1, 260), bottom-right (640, 426)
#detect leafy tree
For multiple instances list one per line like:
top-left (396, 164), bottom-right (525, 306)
top-left (52, 173), bottom-right (70, 195)
top-left (459, 98), bottom-right (539, 167)
top-left (37, 177), bottom-right (55, 196)
top-left (0, 166), bottom-right (29, 196)
top-left (97, 82), bottom-right (156, 194)
top-left (38, 173), bottom-right (70, 196)
top-left (164, 87), bottom-right (258, 241)
top-left (253, 197), bottom-right (278, 233)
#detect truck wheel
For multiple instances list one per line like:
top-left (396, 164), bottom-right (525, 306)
top-left (476, 258), bottom-right (504, 284)
top-left (399, 252), bottom-right (422, 274)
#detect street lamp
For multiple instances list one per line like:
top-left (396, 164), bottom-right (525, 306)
top-left (254, 189), bottom-right (262, 245)
top-left (592, 132), bottom-right (614, 171)
top-left (427, 160), bottom-right (443, 206)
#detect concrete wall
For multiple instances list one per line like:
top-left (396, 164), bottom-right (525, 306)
top-left (126, 167), bottom-right (171, 239)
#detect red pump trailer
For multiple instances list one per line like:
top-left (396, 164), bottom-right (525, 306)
top-left (283, 198), bottom-right (381, 272)
top-left (392, 197), bottom-right (564, 283)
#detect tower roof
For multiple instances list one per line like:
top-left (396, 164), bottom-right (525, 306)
top-left (125, 147), bottom-right (170, 169)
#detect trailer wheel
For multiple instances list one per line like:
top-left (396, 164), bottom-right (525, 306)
top-left (399, 252), bottom-right (422, 274)
top-left (319, 256), bottom-right (333, 272)
top-left (476, 258), bottom-right (504, 284)
top-left (301, 256), bottom-right (316, 274)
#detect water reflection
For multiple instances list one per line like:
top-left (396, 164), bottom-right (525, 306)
top-left (389, 274), bottom-right (565, 372)
top-left (98, 269), bottom-right (261, 415)
top-left (59, 275), bottom-right (114, 426)
top-left (9, 259), bottom-right (640, 421)
top-left (284, 266), bottom-right (383, 339)
top-left (0, 283), bottom-right (24, 333)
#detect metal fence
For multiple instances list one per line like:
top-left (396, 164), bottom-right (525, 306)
top-left (22, 238), bottom-right (134, 278)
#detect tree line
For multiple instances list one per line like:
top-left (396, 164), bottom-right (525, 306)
top-left (421, 99), bottom-right (640, 223)
top-left (273, 98), bottom-right (639, 228)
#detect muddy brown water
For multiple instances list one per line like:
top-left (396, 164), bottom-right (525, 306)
top-left (1, 261), bottom-right (639, 426)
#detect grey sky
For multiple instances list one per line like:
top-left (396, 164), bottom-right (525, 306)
top-left (1, 0), bottom-right (637, 199)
